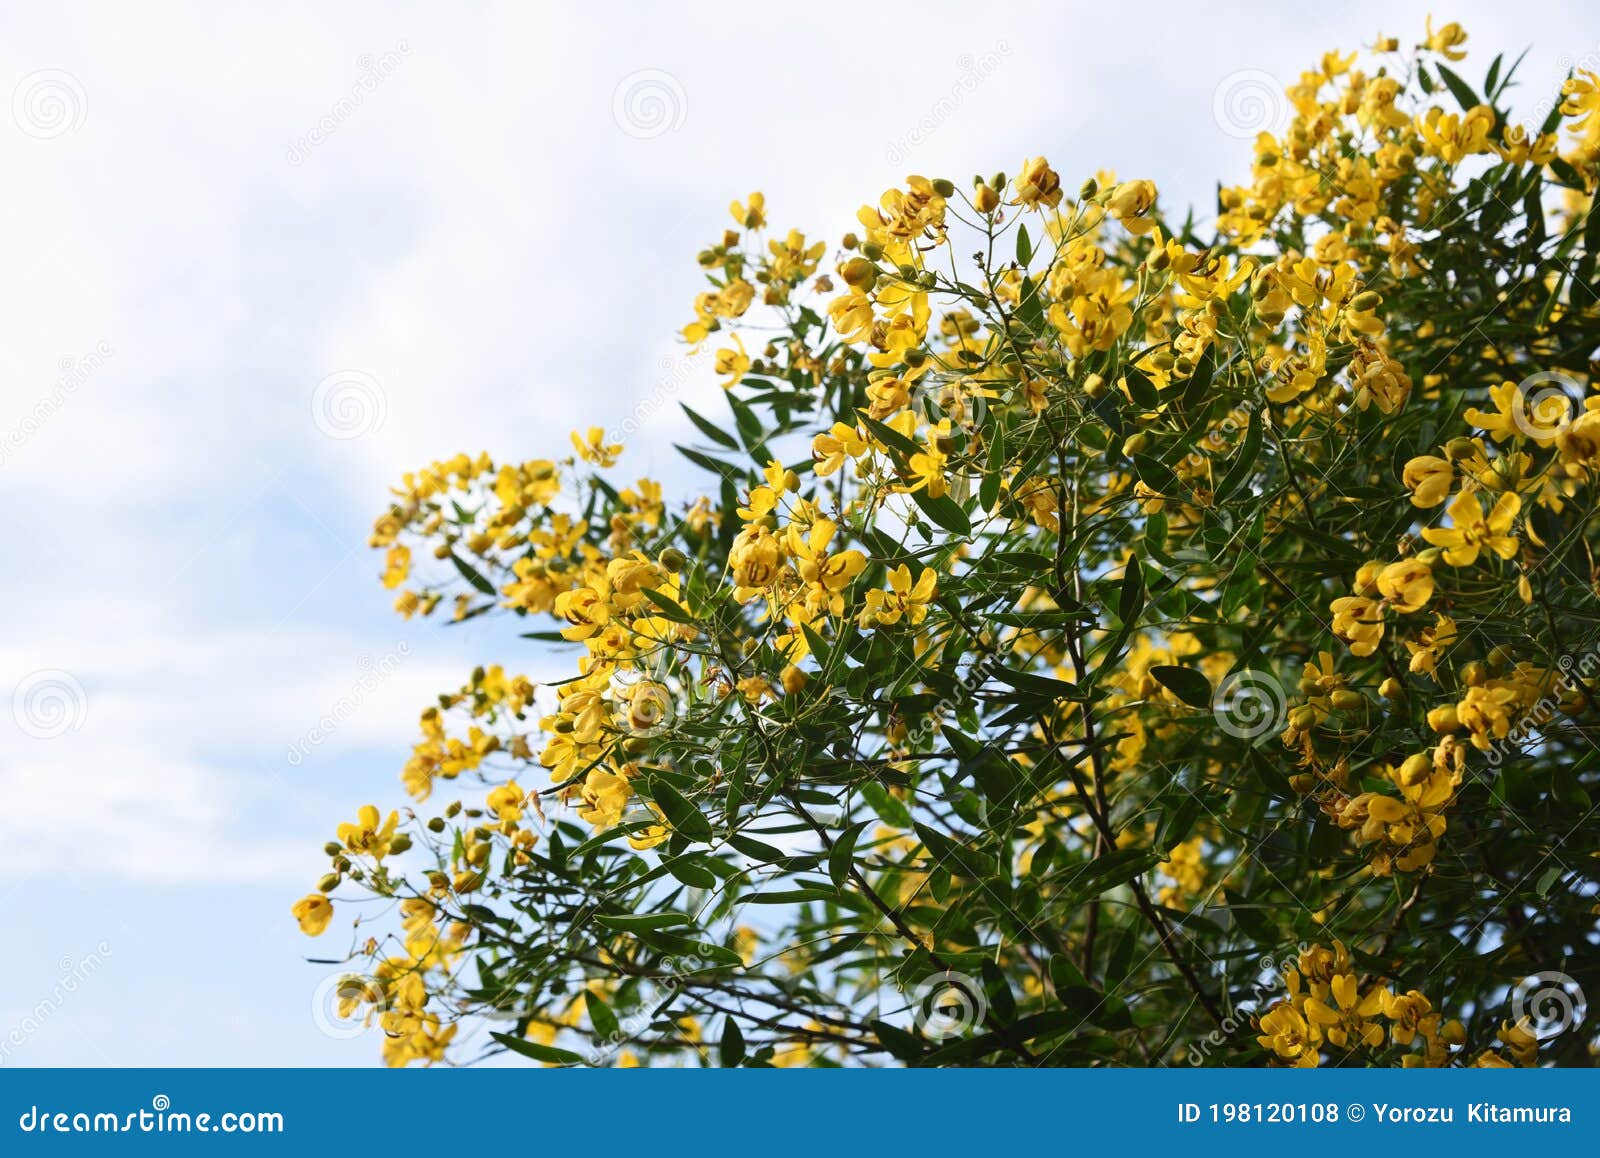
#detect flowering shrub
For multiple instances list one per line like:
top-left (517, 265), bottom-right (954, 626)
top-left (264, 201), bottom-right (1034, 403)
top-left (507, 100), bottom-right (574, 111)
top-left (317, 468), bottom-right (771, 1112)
top-left (296, 23), bottom-right (1600, 1068)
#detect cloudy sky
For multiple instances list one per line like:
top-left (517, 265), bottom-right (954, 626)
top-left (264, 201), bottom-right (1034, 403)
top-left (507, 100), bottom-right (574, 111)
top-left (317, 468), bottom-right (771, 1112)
top-left (2, 0), bottom-right (1596, 1065)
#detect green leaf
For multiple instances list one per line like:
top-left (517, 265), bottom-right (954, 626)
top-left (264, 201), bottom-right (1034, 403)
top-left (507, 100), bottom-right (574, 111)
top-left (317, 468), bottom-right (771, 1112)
top-left (856, 411), bottom-right (921, 458)
top-left (585, 991), bottom-right (619, 1039)
top-left (1149, 664), bottom-right (1213, 709)
top-left (449, 552), bottom-right (497, 596)
top-left (720, 1017), bottom-right (746, 1067)
top-left (912, 490), bottom-right (971, 537)
top-left (1123, 365), bottom-right (1160, 408)
top-left (491, 1032), bottom-right (583, 1066)
top-left (1015, 222), bottom-right (1033, 266)
top-left (594, 911), bottom-right (691, 932)
top-left (1132, 453), bottom-right (1180, 496)
top-left (1434, 64), bottom-right (1481, 114)
top-left (871, 1019), bottom-right (926, 1061)
top-left (829, 820), bottom-right (868, 890)
top-left (662, 855), bottom-right (717, 890)
top-left (675, 443), bottom-right (744, 481)
top-left (1215, 406), bottom-right (1263, 501)
top-left (680, 403), bottom-right (740, 449)
top-left (862, 781), bottom-right (912, 828)
top-left (648, 778), bottom-right (713, 842)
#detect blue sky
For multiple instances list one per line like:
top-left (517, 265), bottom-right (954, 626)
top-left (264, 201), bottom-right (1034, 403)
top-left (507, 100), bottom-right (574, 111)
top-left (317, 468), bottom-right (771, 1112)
top-left (2, 0), bottom-right (1596, 1065)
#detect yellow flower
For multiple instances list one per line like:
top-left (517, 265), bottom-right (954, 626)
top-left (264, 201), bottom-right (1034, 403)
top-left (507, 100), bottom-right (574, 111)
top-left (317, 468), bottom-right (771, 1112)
top-left (714, 334), bottom-right (750, 388)
top-left (1257, 1002), bottom-right (1319, 1066)
top-left (487, 781), bottom-right (526, 822)
top-left (1402, 455), bottom-right (1452, 507)
top-left (1421, 490), bottom-right (1520, 566)
top-left (862, 564), bottom-right (937, 627)
top-left (729, 192), bottom-right (765, 229)
top-left (338, 805), bottom-right (400, 860)
top-left (1105, 179), bottom-right (1158, 234)
top-left (728, 524), bottom-right (785, 598)
top-left (292, 893), bottom-right (333, 936)
top-left (1462, 381), bottom-right (1521, 442)
top-left (571, 427), bottom-right (622, 467)
top-left (1012, 156), bottom-right (1063, 210)
top-left (1424, 15), bottom-right (1468, 60)
top-left (554, 586), bottom-right (609, 641)
top-left (787, 517), bottom-right (867, 617)
top-left (1330, 594), bottom-right (1384, 656)
top-left (1376, 558), bottom-right (1433, 614)
top-left (380, 544), bottom-right (412, 589)
top-left (812, 422), bottom-right (868, 477)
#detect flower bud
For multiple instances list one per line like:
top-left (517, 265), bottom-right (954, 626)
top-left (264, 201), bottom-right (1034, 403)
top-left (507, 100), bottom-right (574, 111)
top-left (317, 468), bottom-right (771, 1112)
top-left (1426, 705), bottom-right (1461, 733)
top-left (427, 816), bottom-right (446, 833)
top-left (659, 547), bottom-right (688, 573)
top-left (1379, 677), bottom-right (1403, 699)
top-left (781, 665), bottom-right (809, 694)
top-left (974, 183), bottom-right (999, 213)
top-left (1397, 753), bottom-right (1432, 787)
top-left (841, 257), bottom-right (876, 291)
top-left (324, 841), bottom-right (343, 857)
top-left (1079, 177), bottom-right (1098, 200)
top-left (388, 833), bottom-right (413, 855)
top-left (1122, 432), bottom-right (1152, 456)
top-left (1445, 437), bottom-right (1477, 461)
top-left (861, 242), bottom-right (884, 260)
top-left (1330, 689), bottom-right (1365, 712)
top-left (318, 872), bottom-right (341, 892)
top-left (842, 232), bottom-right (859, 250)
top-left (1350, 290), bottom-right (1382, 312)
top-left (1083, 372), bottom-right (1107, 399)
top-left (931, 177), bottom-right (956, 198)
